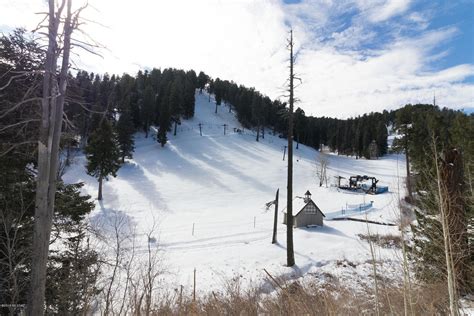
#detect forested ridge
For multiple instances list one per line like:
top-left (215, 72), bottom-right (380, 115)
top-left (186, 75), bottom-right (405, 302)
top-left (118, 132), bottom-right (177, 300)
top-left (67, 67), bottom-right (393, 158)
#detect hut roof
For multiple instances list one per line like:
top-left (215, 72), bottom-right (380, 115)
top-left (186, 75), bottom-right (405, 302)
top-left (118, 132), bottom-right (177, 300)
top-left (283, 197), bottom-right (326, 217)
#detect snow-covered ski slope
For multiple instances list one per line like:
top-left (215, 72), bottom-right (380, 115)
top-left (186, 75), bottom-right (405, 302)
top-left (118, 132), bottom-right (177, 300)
top-left (64, 91), bottom-right (407, 292)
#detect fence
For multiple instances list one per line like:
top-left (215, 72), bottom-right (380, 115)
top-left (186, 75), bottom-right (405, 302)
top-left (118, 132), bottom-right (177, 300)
top-left (345, 201), bottom-right (374, 212)
top-left (325, 201), bottom-right (375, 219)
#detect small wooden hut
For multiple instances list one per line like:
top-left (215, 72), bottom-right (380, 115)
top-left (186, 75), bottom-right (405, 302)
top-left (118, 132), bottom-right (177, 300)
top-left (283, 190), bottom-right (325, 227)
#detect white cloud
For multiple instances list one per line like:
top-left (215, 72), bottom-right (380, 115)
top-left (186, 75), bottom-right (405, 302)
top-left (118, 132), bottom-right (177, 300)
top-left (0, 0), bottom-right (473, 118)
top-left (356, 0), bottom-right (412, 23)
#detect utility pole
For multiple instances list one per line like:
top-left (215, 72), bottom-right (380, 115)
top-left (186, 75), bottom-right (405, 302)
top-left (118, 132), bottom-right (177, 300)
top-left (286, 29), bottom-right (295, 267)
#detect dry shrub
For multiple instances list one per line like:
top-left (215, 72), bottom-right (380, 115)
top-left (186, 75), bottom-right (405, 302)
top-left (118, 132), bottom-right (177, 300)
top-left (358, 233), bottom-right (402, 248)
top-left (378, 282), bottom-right (449, 315)
top-left (136, 275), bottom-right (451, 315)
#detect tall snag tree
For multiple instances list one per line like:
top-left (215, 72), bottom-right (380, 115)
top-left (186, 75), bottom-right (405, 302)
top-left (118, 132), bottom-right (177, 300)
top-left (286, 29), bottom-right (296, 267)
top-left (85, 120), bottom-right (121, 200)
top-left (29, 0), bottom-right (86, 314)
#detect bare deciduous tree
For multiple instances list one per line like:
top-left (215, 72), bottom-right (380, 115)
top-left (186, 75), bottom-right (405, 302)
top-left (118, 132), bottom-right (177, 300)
top-left (0, 184), bottom-right (32, 313)
top-left (431, 135), bottom-right (467, 316)
top-left (315, 152), bottom-right (329, 187)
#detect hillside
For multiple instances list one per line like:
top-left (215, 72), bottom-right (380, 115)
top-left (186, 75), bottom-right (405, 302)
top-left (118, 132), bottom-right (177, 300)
top-left (64, 91), bottom-right (406, 293)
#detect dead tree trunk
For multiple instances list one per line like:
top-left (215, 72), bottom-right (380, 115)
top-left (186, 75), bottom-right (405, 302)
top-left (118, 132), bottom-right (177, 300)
top-left (272, 189), bottom-right (279, 244)
top-left (28, 1), bottom-right (77, 314)
top-left (286, 30), bottom-right (295, 267)
top-left (98, 175), bottom-right (103, 201)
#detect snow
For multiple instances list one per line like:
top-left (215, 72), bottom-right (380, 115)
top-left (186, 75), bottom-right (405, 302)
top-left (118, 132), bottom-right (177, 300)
top-left (63, 91), bottom-right (408, 293)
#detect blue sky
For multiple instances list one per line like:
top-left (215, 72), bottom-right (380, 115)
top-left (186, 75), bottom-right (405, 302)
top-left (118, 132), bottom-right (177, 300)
top-left (284, 0), bottom-right (474, 70)
top-left (1, 0), bottom-right (473, 117)
top-left (426, 1), bottom-right (474, 75)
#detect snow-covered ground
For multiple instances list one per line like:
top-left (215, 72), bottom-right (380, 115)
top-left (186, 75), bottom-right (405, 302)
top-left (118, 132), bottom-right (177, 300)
top-left (63, 92), bottom-right (407, 293)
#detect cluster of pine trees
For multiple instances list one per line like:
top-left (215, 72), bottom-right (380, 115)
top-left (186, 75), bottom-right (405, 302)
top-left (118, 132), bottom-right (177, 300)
top-left (67, 66), bottom-right (392, 166)
top-left (392, 104), bottom-right (473, 297)
top-left (204, 78), bottom-right (390, 158)
top-left (68, 67), bottom-right (198, 147)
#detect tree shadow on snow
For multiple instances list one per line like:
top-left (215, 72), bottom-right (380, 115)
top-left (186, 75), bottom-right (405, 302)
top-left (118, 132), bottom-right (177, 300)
top-left (118, 161), bottom-right (169, 212)
top-left (298, 224), bottom-right (351, 239)
top-left (89, 200), bottom-right (136, 238)
top-left (134, 141), bottom-right (233, 192)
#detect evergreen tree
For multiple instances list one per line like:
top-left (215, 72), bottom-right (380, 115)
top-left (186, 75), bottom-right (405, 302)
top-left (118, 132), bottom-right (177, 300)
top-left (294, 108), bottom-right (306, 149)
top-left (149, 68), bottom-right (161, 91)
top-left (169, 77), bottom-right (184, 136)
top-left (85, 120), bottom-right (121, 200)
top-left (375, 120), bottom-right (388, 156)
top-left (398, 106), bottom-right (474, 295)
top-left (197, 71), bottom-right (208, 93)
top-left (251, 93), bottom-right (263, 141)
top-left (183, 71), bottom-right (196, 118)
top-left (142, 86), bottom-right (155, 138)
top-left (214, 78), bottom-right (222, 113)
top-left (116, 109), bottom-right (135, 162)
top-left (157, 87), bottom-right (171, 147)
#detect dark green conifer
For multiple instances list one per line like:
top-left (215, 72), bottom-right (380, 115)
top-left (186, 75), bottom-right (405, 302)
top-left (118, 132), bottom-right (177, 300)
top-left (157, 88), bottom-right (171, 147)
top-left (85, 120), bottom-right (121, 200)
top-left (116, 110), bottom-right (135, 162)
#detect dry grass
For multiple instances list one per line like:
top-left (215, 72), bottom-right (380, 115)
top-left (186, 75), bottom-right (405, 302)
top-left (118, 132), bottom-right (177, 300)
top-left (140, 275), bottom-right (450, 315)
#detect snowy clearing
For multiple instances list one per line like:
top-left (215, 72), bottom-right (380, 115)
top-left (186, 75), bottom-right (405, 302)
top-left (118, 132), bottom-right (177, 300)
top-left (64, 92), bottom-right (407, 293)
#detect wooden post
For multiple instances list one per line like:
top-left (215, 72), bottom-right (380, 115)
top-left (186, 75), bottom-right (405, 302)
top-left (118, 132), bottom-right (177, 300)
top-left (272, 189), bottom-right (279, 244)
top-left (192, 223), bottom-right (195, 236)
top-left (254, 216), bottom-right (256, 228)
top-left (193, 268), bottom-right (196, 302)
top-left (223, 124), bottom-right (227, 135)
top-left (198, 123), bottom-right (202, 136)
top-left (283, 146), bottom-right (287, 161)
top-left (179, 285), bottom-right (183, 311)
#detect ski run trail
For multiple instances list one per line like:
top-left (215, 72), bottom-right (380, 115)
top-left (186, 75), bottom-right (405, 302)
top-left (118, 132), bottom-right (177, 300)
top-left (64, 91), bottom-right (407, 294)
